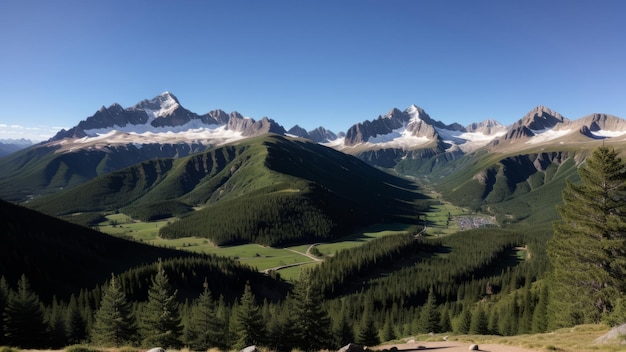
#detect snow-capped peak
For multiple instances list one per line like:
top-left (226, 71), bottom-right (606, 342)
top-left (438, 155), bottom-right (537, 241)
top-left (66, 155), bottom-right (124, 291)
top-left (405, 104), bottom-right (425, 123)
top-left (133, 92), bottom-right (181, 119)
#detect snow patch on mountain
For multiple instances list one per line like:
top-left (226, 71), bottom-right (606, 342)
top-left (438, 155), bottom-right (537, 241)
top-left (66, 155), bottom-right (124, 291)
top-left (526, 128), bottom-right (572, 144)
top-left (54, 125), bottom-right (245, 152)
top-left (365, 127), bottom-right (431, 149)
top-left (437, 127), bottom-right (506, 152)
top-left (145, 95), bottom-right (180, 120)
top-left (590, 129), bottom-right (626, 138)
top-left (82, 118), bottom-right (222, 137)
top-left (406, 104), bottom-right (424, 122)
top-left (321, 137), bottom-right (346, 149)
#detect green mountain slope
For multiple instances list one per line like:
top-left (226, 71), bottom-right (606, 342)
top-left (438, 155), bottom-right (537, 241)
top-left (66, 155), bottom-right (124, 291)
top-left (27, 134), bottom-right (427, 246)
top-left (398, 146), bottom-right (595, 226)
top-left (0, 199), bottom-right (285, 303)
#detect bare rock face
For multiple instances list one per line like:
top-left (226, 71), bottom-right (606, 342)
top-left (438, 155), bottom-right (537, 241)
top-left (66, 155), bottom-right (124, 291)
top-left (227, 112), bottom-right (255, 131)
top-left (242, 117), bottom-right (286, 136)
top-left (344, 108), bottom-right (409, 146)
top-left (288, 125), bottom-right (309, 138)
top-left (490, 106), bottom-right (567, 146)
top-left (466, 119), bottom-right (506, 135)
top-left (517, 105), bottom-right (568, 131)
top-left (308, 126), bottom-right (337, 143)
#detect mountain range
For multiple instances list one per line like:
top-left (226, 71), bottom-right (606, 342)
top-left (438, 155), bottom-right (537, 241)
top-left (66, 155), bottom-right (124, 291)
top-left (0, 138), bottom-right (33, 157)
top-left (1, 91), bottom-right (624, 205)
top-left (1, 91), bottom-right (623, 344)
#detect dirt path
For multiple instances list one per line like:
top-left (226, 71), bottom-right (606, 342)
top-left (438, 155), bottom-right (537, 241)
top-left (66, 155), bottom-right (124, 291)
top-left (375, 340), bottom-right (540, 352)
top-left (261, 244), bottom-right (324, 273)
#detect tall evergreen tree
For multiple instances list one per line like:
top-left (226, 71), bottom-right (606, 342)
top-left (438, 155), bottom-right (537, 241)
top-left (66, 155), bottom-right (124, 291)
top-left (66, 294), bottom-right (87, 345)
top-left (439, 308), bottom-right (452, 333)
top-left (91, 274), bottom-right (136, 347)
top-left (356, 313), bottom-right (379, 347)
top-left (356, 300), bottom-right (379, 347)
top-left (3, 274), bottom-right (48, 348)
top-left (547, 146), bottom-right (626, 326)
top-left (289, 269), bottom-right (331, 351)
top-left (140, 261), bottom-right (182, 348)
top-left (457, 307), bottom-right (472, 334)
top-left (331, 308), bottom-right (355, 349)
top-left (469, 306), bottom-right (489, 335)
top-left (48, 297), bottom-right (67, 348)
top-left (417, 287), bottom-right (441, 333)
top-left (184, 279), bottom-right (224, 350)
top-left (380, 314), bottom-right (396, 342)
top-left (531, 283), bottom-right (549, 333)
top-left (0, 276), bottom-right (9, 346)
top-left (234, 282), bottom-right (266, 349)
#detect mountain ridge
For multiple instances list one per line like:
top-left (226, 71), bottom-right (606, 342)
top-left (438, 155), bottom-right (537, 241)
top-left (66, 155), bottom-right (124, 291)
top-left (2, 92), bottom-right (626, 202)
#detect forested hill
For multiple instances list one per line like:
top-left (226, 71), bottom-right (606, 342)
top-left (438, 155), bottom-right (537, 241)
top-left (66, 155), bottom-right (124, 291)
top-left (27, 134), bottom-right (428, 246)
top-left (0, 199), bottom-right (284, 302)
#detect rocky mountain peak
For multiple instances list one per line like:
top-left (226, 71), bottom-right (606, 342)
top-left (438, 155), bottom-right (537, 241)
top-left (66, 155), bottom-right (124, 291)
top-left (517, 105), bottom-right (567, 131)
top-left (405, 104), bottom-right (426, 119)
top-left (287, 125), bottom-right (309, 138)
top-left (309, 127), bottom-right (337, 143)
top-left (466, 119), bottom-right (506, 134)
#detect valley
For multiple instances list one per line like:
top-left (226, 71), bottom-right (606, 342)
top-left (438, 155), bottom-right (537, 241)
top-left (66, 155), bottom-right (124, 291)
top-left (95, 213), bottom-right (420, 280)
top-left (2, 92), bottom-right (626, 350)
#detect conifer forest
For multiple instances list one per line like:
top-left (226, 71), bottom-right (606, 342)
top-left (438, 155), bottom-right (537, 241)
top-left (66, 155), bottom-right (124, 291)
top-left (2, 145), bottom-right (626, 351)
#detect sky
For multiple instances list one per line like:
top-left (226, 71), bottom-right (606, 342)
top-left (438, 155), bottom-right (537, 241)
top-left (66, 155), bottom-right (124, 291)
top-left (1, 0), bottom-right (625, 142)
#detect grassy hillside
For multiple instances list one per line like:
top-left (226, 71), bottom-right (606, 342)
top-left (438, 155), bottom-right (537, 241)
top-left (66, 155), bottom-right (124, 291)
top-left (399, 147), bottom-right (585, 226)
top-left (27, 135), bottom-right (428, 246)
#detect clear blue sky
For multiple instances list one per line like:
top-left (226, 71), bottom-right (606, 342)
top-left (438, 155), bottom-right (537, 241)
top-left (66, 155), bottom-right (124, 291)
top-left (1, 0), bottom-right (625, 141)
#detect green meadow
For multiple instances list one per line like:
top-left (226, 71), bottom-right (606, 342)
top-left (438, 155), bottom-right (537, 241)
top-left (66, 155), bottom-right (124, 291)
top-left (96, 199), bottom-right (496, 281)
top-left (96, 215), bottom-right (424, 280)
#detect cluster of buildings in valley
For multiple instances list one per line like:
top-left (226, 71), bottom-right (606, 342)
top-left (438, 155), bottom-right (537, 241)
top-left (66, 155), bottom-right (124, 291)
top-left (455, 216), bottom-right (498, 230)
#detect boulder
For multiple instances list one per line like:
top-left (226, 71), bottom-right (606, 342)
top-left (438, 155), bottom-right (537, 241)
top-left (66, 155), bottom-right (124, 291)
top-left (239, 346), bottom-right (258, 352)
top-left (147, 348), bottom-right (165, 352)
top-left (339, 343), bottom-right (366, 352)
top-left (594, 323), bottom-right (626, 344)
top-left (469, 344), bottom-right (479, 350)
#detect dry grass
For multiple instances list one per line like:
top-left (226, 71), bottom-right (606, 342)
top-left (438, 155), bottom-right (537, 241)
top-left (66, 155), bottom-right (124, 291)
top-left (402, 324), bottom-right (624, 352)
top-left (11, 324), bottom-right (626, 352)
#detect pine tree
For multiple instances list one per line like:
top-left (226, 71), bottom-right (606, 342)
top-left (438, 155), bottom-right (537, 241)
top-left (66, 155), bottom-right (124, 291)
top-left (140, 261), bottom-right (182, 348)
top-left (66, 294), bottom-right (87, 345)
top-left (469, 306), bottom-right (489, 335)
top-left (331, 308), bottom-right (354, 349)
top-left (457, 307), bottom-right (472, 334)
top-left (48, 297), bottom-right (67, 348)
top-left (91, 274), bottom-right (136, 347)
top-left (488, 308), bottom-right (500, 335)
top-left (417, 287), bottom-right (440, 333)
top-left (380, 314), bottom-right (396, 342)
top-left (356, 297), bottom-right (379, 348)
top-left (439, 308), bottom-right (452, 333)
top-left (0, 276), bottom-right (9, 346)
top-left (234, 282), bottom-right (266, 349)
top-left (265, 301), bottom-right (296, 352)
top-left (289, 269), bottom-right (331, 351)
top-left (3, 274), bottom-right (48, 348)
top-left (356, 313), bottom-right (379, 347)
top-left (531, 283), bottom-right (548, 333)
top-left (185, 279), bottom-right (224, 350)
top-left (547, 146), bottom-right (626, 326)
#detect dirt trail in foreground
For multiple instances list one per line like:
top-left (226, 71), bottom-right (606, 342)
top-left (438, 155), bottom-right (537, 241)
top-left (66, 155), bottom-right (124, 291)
top-left (374, 340), bottom-right (540, 352)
